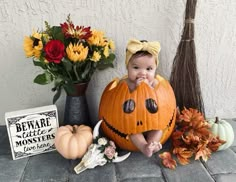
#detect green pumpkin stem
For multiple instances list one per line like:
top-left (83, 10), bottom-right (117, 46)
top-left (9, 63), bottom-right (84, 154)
top-left (215, 117), bottom-right (219, 123)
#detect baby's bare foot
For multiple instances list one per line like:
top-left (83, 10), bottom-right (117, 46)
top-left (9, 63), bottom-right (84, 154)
top-left (153, 142), bottom-right (162, 153)
top-left (142, 142), bottom-right (156, 157)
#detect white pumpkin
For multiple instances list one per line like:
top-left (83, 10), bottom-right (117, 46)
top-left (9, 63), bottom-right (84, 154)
top-left (207, 117), bottom-right (234, 151)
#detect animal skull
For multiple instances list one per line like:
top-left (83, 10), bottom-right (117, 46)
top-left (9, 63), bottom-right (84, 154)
top-left (74, 120), bottom-right (131, 174)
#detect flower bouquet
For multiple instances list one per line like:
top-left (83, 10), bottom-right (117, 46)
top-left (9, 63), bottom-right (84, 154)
top-left (159, 108), bottom-right (225, 169)
top-left (23, 15), bottom-right (115, 103)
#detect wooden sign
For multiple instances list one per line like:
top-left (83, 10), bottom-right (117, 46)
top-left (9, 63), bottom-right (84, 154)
top-left (5, 105), bottom-right (59, 160)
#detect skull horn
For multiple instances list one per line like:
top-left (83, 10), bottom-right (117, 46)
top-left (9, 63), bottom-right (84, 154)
top-left (93, 120), bottom-right (103, 139)
top-left (93, 119), bottom-right (131, 163)
top-left (113, 152), bottom-right (131, 163)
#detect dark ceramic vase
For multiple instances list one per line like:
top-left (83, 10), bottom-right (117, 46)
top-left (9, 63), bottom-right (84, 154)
top-left (64, 83), bottom-right (91, 126)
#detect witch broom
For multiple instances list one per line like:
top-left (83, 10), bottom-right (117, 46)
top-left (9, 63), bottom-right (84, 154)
top-left (170, 0), bottom-right (205, 115)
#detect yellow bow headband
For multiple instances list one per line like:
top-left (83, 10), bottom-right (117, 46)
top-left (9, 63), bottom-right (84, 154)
top-left (125, 39), bottom-right (161, 66)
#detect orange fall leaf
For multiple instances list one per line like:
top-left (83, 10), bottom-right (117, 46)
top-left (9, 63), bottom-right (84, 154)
top-left (173, 147), bottom-right (193, 165)
top-left (179, 108), bottom-right (204, 123)
top-left (207, 136), bottom-right (226, 152)
top-left (195, 143), bottom-right (212, 162)
top-left (159, 152), bottom-right (177, 170)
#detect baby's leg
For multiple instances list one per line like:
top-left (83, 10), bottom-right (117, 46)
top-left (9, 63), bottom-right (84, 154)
top-left (146, 130), bottom-right (163, 153)
top-left (130, 133), bottom-right (153, 157)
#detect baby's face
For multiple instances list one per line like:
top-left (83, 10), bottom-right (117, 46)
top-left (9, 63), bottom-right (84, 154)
top-left (127, 55), bottom-right (157, 85)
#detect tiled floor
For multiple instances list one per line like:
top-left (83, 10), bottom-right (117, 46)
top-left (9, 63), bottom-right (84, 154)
top-left (0, 119), bottom-right (236, 182)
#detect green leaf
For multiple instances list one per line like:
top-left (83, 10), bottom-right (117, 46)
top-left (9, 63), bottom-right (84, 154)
top-left (62, 58), bottom-right (73, 72)
top-left (55, 76), bottom-right (64, 85)
top-left (63, 81), bottom-right (76, 95)
top-left (49, 65), bottom-right (60, 72)
top-left (97, 53), bottom-right (115, 70)
top-left (33, 60), bottom-right (46, 69)
top-left (51, 77), bottom-right (63, 92)
top-left (33, 72), bottom-right (53, 85)
top-left (53, 86), bottom-right (62, 104)
top-left (97, 63), bottom-right (114, 70)
top-left (51, 26), bottom-right (64, 43)
top-left (107, 53), bottom-right (116, 62)
top-left (81, 62), bottom-right (91, 79)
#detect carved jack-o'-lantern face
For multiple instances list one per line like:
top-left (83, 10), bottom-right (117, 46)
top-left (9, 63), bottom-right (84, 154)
top-left (99, 75), bottom-right (176, 151)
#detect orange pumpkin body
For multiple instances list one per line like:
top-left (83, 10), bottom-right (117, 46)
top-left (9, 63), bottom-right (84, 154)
top-left (99, 75), bottom-right (176, 151)
top-left (55, 125), bottom-right (93, 159)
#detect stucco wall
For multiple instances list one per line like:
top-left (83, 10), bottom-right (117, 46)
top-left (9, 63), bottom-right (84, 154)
top-left (0, 0), bottom-right (235, 125)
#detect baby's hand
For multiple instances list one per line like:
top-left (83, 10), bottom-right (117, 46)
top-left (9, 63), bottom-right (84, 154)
top-left (136, 77), bottom-right (149, 86)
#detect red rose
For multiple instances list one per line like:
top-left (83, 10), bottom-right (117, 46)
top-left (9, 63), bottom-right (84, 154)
top-left (44, 40), bottom-right (65, 63)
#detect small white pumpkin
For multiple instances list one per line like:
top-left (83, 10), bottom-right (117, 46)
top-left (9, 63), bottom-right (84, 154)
top-left (208, 117), bottom-right (234, 151)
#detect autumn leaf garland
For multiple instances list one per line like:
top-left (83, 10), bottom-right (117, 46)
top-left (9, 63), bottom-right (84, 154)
top-left (159, 108), bottom-right (225, 169)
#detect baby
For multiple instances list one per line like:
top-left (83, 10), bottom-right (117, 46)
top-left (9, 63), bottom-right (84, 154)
top-left (123, 39), bottom-right (163, 157)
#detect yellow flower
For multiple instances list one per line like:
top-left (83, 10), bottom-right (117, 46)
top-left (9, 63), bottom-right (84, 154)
top-left (109, 40), bottom-right (115, 51)
top-left (42, 33), bottom-right (50, 43)
top-left (44, 59), bottom-right (49, 64)
top-left (23, 37), bottom-right (34, 57)
top-left (91, 51), bottom-right (101, 62)
top-left (66, 43), bottom-right (88, 62)
top-left (23, 31), bottom-right (43, 58)
top-left (88, 30), bottom-right (106, 47)
top-left (103, 45), bottom-right (109, 58)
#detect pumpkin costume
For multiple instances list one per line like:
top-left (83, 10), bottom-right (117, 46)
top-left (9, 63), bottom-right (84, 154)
top-left (99, 39), bottom-right (177, 151)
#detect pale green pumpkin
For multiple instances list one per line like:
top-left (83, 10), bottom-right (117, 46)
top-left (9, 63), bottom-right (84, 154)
top-left (208, 117), bottom-right (234, 151)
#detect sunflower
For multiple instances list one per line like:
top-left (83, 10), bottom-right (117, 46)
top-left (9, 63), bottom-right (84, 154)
top-left (88, 30), bottom-right (107, 47)
top-left (109, 40), bottom-right (115, 51)
top-left (66, 43), bottom-right (88, 62)
top-left (103, 46), bottom-right (109, 58)
top-left (23, 32), bottom-right (43, 58)
top-left (91, 51), bottom-right (101, 62)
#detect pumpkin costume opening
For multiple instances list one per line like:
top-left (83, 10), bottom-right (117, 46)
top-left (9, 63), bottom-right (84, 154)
top-left (99, 75), bottom-right (177, 151)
